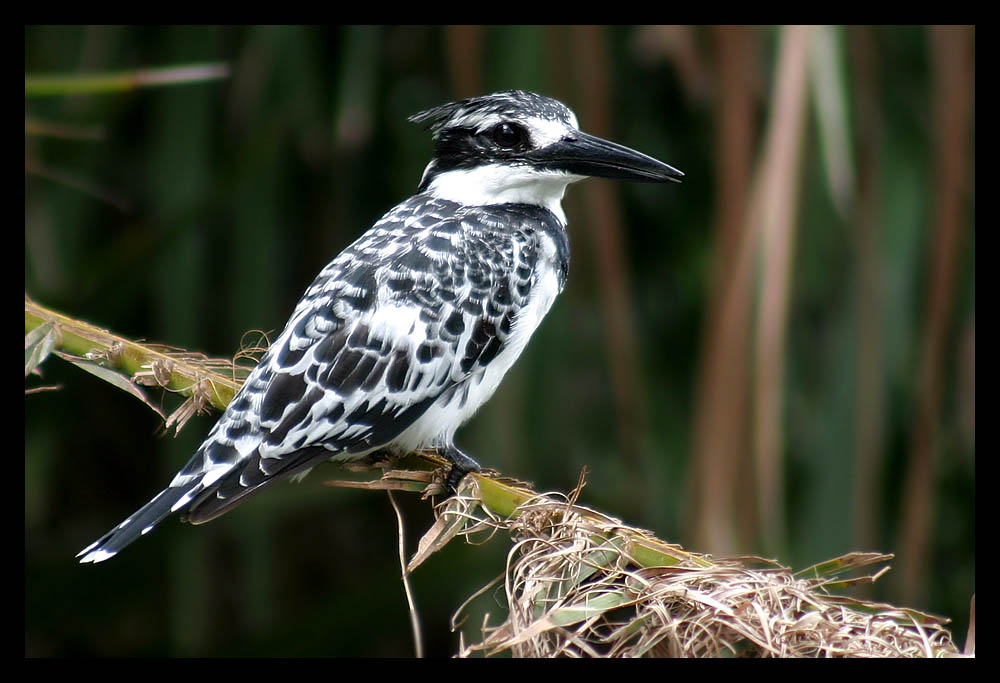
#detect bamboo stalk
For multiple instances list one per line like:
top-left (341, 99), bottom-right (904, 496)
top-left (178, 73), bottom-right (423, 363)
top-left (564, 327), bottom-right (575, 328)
top-left (690, 25), bottom-right (757, 555)
top-left (899, 25), bottom-right (974, 605)
top-left (752, 25), bottom-right (811, 554)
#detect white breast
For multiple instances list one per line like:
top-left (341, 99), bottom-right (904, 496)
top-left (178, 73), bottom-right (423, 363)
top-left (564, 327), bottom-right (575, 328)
top-left (392, 231), bottom-right (563, 450)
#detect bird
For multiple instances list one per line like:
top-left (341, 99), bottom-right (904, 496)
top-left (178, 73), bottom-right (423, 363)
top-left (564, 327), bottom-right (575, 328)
top-left (77, 90), bottom-right (682, 564)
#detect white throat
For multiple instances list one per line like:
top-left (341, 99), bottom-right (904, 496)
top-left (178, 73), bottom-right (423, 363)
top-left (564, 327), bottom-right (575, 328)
top-left (423, 163), bottom-right (580, 225)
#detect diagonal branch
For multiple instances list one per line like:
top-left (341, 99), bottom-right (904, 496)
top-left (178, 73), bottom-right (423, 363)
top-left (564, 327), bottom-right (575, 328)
top-left (25, 295), bottom-right (266, 432)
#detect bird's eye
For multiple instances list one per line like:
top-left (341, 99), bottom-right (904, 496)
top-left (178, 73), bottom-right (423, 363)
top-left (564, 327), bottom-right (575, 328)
top-left (490, 122), bottom-right (525, 149)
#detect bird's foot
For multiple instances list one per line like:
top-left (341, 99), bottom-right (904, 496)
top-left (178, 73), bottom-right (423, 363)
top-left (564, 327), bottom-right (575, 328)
top-left (439, 446), bottom-right (482, 495)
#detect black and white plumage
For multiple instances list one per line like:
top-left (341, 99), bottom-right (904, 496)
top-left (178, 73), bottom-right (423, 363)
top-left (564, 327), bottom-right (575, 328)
top-left (78, 90), bottom-right (682, 563)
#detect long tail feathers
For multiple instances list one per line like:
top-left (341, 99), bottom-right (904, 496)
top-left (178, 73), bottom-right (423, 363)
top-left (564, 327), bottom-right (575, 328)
top-left (77, 445), bottom-right (331, 563)
top-left (76, 484), bottom-right (201, 564)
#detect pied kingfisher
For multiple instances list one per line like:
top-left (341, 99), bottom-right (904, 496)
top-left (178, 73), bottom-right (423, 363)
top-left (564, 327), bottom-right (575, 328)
top-left (78, 90), bottom-right (682, 564)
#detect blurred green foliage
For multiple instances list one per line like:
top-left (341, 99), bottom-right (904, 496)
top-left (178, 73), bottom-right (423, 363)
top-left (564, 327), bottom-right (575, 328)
top-left (25, 26), bottom-right (973, 656)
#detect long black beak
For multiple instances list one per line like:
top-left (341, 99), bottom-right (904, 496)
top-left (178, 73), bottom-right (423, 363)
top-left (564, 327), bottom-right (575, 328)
top-left (529, 130), bottom-right (683, 183)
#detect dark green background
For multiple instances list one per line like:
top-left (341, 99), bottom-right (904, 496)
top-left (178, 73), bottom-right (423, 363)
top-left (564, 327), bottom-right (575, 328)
top-left (26, 26), bottom-right (974, 657)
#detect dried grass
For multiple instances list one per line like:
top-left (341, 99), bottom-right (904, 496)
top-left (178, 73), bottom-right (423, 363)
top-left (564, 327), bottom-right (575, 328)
top-left (415, 475), bottom-right (961, 658)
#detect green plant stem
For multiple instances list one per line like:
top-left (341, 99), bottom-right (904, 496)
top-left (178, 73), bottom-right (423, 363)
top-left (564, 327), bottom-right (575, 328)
top-left (25, 295), bottom-right (240, 411)
top-left (25, 63), bottom-right (229, 97)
